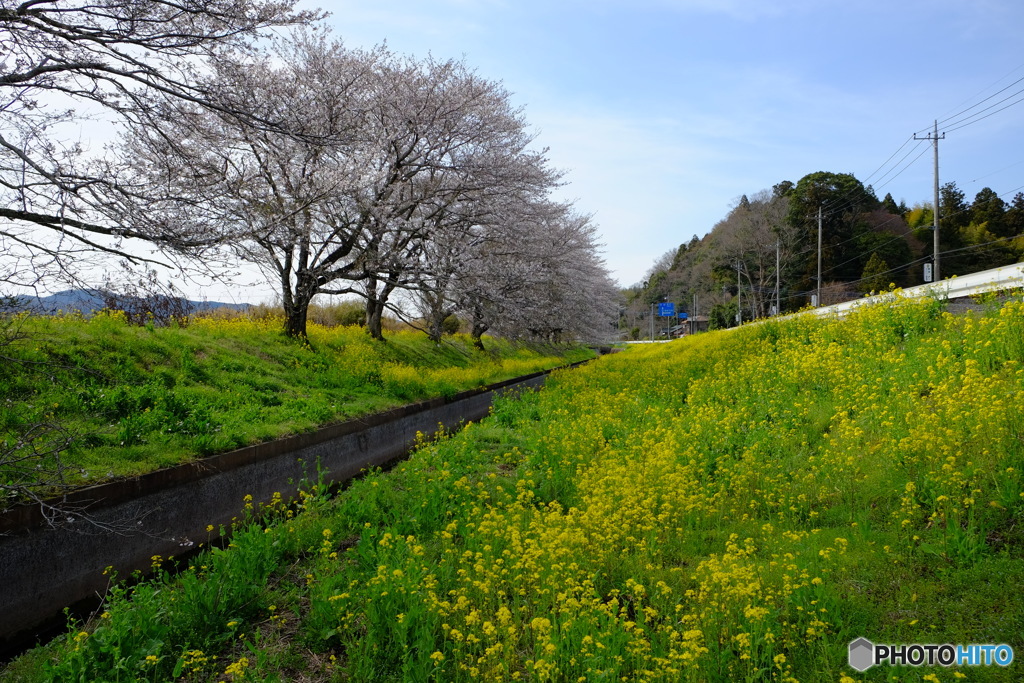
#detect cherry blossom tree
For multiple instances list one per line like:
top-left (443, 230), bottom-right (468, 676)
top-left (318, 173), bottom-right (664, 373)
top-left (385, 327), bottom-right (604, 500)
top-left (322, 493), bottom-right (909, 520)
top-left (124, 35), bottom-right (563, 339)
top-left (0, 0), bottom-right (318, 287)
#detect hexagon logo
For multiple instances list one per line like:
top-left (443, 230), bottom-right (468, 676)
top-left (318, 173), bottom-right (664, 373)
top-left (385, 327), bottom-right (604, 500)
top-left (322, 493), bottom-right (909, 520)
top-left (849, 637), bottom-right (875, 672)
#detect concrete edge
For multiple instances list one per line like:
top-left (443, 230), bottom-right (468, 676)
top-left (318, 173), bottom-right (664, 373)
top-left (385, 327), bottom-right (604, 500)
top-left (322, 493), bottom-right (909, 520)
top-left (0, 366), bottom-right (560, 535)
top-left (0, 360), bottom-right (587, 645)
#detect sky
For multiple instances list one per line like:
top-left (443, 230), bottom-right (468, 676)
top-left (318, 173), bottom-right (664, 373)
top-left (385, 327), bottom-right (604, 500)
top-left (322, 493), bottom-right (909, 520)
top-left (299, 0), bottom-right (1024, 289)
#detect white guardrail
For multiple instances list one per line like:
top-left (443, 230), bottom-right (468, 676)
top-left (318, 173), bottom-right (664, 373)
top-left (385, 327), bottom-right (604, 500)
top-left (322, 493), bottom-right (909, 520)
top-left (623, 261), bottom-right (1024, 343)
top-left (807, 261), bottom-right (1024, 318)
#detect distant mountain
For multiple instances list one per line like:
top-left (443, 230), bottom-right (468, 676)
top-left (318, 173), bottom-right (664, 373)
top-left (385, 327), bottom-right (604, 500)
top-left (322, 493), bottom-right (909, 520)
top-left (8, 289), bottom-right (251, 314)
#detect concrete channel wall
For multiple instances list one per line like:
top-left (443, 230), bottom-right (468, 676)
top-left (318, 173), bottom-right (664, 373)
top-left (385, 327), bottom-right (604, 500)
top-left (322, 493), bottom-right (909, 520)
top-left (0, 367), bottom-right (563, 648)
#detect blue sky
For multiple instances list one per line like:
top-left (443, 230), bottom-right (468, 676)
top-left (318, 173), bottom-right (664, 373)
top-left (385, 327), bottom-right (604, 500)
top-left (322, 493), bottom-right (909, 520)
top-left (309, 0), bottom-right (1024, 288)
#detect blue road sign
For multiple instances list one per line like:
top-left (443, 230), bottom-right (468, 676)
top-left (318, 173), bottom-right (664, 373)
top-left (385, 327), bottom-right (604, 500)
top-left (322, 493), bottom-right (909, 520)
top-left (658, 302), bottom-right (675, 317)
top-left (678, 312), bottom-right (688, 320)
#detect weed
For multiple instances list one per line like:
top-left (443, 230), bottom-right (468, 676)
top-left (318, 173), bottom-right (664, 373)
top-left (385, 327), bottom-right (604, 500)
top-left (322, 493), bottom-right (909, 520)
top-left (10, 295), bottom-right (1024, 682)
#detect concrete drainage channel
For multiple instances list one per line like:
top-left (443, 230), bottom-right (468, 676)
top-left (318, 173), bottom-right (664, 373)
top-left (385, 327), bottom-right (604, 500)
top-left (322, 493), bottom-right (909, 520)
top-left (0, 362), bottom-right (581, 656)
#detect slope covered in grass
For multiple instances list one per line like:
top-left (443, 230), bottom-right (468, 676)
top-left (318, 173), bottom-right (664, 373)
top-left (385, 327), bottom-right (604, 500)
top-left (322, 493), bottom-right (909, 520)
top-left (5, 295), bottom-right (1024, 682)
top-left (0, 312), bottom-right (592, 490)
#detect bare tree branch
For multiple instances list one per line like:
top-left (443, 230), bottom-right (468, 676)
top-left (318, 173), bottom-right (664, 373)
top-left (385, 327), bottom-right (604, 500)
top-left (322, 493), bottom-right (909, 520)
top-left (0, 0), bottom-right (321, 283)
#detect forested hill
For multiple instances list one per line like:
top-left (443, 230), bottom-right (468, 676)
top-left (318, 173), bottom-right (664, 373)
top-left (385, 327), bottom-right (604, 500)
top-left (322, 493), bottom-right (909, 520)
top-left (9, 289), bottom-right (250, 315)
top-left (625, 171), bottom-right (1024, 331)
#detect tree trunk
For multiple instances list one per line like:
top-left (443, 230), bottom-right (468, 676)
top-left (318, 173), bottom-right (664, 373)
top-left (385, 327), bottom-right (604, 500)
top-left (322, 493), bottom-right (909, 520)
top-left (284, 296), bottom-right (311, 339)
top-left (365, 295), bottom-right (385, 340)
top-left (364, 272), bottom-right (401, 341)
top-left (282, 271), bottom-right (315, 339)
top-left (471, 321), bottom-right (488, 350)
top-left (426, 294), bottom-right (446, 344)
top-left (427, 318), bottom-right (444, 344)
top-left (468, 300), bottom-right (489, 350)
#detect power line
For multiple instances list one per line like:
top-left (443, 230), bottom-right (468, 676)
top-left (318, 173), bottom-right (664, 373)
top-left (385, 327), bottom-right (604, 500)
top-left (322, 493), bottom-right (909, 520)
top-left (809, 233), bottom-right (1023, 301)
top-left (935, 73), bottom-right (1024, 129)
top-left (859, 136), bottom-right (917, 187)
top-left (816, 143), bottom-right (931, 224)
top-left (811, 175), bottom-right (1019, 282)
top-left (799, 134), bottom-right (931, 223)
top-left (871, 142), bottom-right (932, 194)
top-left (938, 232), bottom-right (1023, 257)
top-left (773, 233), bottom-right (1020, 307)
top-left (944, 89), bottom-right (1024, 133)
top-left (819, 141), bottom-right (929, 220)
top-left (814, 146), bottom-right (932, 255)
top-left (969, 160), bottom-right (1024, 185)
top-left (694, 65), bottom-right (1024, 312)
top-left (794, 63), bottom-right (1024, 231)
top-left (821, 225), bottom-right (915, 278)
top-left (915, 60), bottom-right (1024, 135)
top-left (841, 255), bottom-right (931, 290)
top-left (814, 203), bottom-right (910, 255)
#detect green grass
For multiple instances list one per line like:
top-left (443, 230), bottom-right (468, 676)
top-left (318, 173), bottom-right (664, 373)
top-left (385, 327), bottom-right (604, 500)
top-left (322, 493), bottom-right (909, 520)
top-left (0, 311), bottom-right (592, 492)
top-left (4, 294), bottom-right (1024, 682)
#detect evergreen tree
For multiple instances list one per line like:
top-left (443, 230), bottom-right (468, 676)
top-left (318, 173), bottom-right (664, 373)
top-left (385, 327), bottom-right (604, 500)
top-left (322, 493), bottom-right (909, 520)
top-left (939, 182), bottom-right (970, 231)
top-left (772, 180), bottom-right (795, 198)
top-left (971, 187), bottom-right (1009, 237)
top-left (938, 182), bottom-right (970, 275)
top-left (858, 252), bottom-right (890, 293)
top-left (1006, 192), bottom-right (1024, 237)
top-left (882, 193), bottom-right (902, 216)
top-left (785, 171), bottom-right (879, 286)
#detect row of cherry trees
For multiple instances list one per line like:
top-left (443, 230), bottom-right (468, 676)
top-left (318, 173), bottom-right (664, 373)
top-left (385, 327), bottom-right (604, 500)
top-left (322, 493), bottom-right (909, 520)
top-left (1, 1), bottom-right (618, 342)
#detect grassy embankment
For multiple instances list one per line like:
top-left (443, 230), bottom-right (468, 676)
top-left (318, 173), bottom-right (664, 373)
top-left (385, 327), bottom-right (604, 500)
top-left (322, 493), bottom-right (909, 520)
top-left (0, 311), bottom-right (592, 491)
top-left (5, 294), bottom-right (1024, 682)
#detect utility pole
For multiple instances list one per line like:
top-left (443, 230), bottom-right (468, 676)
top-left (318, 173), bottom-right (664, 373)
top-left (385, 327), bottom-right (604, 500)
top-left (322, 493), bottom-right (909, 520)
top-left (775, 240), bottom-right (780, 316)
top-left (816, 205), bottom-right (823, 307)
top-left (915, 120), bottom-right (944, 281)
top-left (736, 262), bottom-right (742, 326)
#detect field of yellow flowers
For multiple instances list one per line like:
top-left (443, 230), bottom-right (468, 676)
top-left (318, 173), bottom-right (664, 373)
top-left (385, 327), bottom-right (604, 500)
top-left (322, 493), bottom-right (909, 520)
top-left (5, 294), bottom-right (1023, 682)
top-left (0, 311), bottom-right (589, 495)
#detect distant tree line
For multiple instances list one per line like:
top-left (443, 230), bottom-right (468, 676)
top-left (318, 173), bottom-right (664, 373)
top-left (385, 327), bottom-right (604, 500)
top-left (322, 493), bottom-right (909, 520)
top-left (627, 170), bottom-right (1024, 331)
top-left (1, 1), bottom-right (618, 343)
